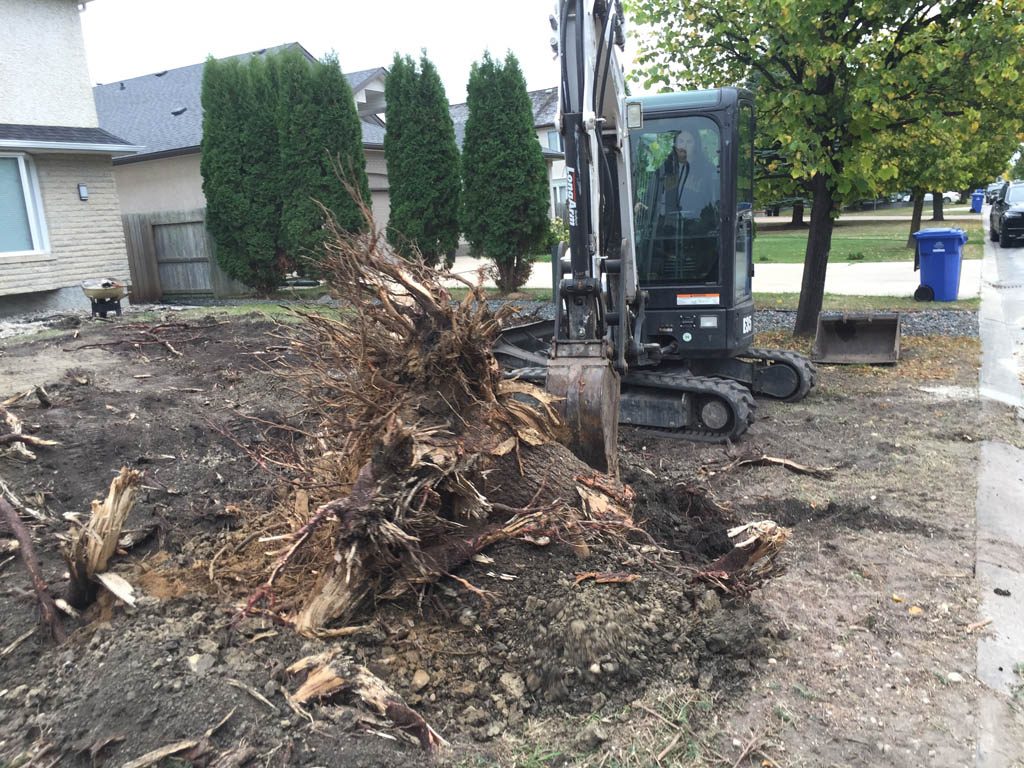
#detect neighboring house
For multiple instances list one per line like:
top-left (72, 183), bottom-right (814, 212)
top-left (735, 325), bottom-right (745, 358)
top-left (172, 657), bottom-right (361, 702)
top-left (0, 0), bottom-right (139, 317)
top-left (94, 44), bottom-right (391, 225)
top-left (449, 86), bottom-right (567, 220)
top-left (93, 44), bottom-right (389, 298)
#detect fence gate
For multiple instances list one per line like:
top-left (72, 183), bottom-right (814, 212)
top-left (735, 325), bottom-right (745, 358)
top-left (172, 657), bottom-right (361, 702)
top-left (153, 219), bottom-right (213, 294)
top-left (122, 208), bottom-right (248, 300)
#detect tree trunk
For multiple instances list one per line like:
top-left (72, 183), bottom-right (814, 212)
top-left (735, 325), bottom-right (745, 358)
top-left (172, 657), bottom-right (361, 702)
top-left (932, 194), bottom-right (944, 221)
top-left (790, 200), bottom-right (806, 227)
top-left (794, 174), bottom-right (835, 336)
top-left (907, 195), bottom-right (925, 248)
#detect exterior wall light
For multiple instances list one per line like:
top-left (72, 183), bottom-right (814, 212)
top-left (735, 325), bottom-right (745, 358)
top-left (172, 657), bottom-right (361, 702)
top-left (77, 183), bottom-right (89, 201)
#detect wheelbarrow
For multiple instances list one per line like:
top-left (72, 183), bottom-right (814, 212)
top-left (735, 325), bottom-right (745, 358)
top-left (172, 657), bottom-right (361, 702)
top-left (81, 279), bottom-right (128, 318)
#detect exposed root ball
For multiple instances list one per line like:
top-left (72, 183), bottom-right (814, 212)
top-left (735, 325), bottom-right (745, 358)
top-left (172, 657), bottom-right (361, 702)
top-left (236, 204), bottom-right (637, 634)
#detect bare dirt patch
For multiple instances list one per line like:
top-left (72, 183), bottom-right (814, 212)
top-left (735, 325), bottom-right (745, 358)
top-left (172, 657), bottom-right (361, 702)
top-left (0, 315), bottom-right (1019, 767)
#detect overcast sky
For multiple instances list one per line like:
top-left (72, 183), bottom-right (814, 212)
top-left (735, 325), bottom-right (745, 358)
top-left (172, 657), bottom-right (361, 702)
top-left (79, 0), bottom-right (568, 104)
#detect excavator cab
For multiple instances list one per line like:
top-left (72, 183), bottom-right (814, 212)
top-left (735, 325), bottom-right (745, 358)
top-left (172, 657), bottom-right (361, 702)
top-left (628, 89), bottom-right (756, 364)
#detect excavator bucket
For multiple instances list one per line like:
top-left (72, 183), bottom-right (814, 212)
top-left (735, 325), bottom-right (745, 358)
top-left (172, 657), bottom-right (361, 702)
top-left (811, 312), bottom-right (901, 365)
top-left (545, 358), bottom-right (620, 478)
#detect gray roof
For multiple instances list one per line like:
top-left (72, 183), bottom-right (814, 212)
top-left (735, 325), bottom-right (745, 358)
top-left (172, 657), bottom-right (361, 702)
top-left (529, 87), bottom-right (559, 127)
top-left (94, 43), bottom-right (387, 162)
top-left (0, 124), bottom-right (132, 146)
top-left (94, 42), bottom-right (559, 162)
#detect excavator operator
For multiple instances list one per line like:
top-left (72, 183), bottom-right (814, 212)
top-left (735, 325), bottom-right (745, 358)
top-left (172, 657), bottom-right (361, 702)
top-left (634, 120), bottom-right (720, 284)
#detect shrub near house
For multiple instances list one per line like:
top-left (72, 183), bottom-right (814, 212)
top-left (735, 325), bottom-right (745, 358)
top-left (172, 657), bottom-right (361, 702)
top-left (201, 49), bottom-right (370, 295)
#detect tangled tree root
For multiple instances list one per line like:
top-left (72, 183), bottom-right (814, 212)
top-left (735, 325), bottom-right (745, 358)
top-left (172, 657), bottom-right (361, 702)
top-left (236, 204), bottom-right (639, 638)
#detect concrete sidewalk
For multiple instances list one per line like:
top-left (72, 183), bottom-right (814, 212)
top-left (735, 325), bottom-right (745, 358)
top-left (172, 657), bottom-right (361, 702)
top-left (449, 255), bottom-right (983, 299)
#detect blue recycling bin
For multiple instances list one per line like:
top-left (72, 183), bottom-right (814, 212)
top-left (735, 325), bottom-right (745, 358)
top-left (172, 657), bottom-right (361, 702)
top-left (912, 228), bottom-right (968, 301)
top-left (971, 189), bottom-right (984, 213)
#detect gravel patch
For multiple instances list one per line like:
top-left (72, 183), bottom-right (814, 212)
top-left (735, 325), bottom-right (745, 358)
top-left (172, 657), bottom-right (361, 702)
top-left (500, 303), bottom-right (979, 339)
top-left (756, 308), bottom-right (978, 337)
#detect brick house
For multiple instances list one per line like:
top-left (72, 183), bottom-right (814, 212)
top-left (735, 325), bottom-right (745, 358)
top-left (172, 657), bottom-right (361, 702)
top-left (0, 0), bottom-right (139, 316)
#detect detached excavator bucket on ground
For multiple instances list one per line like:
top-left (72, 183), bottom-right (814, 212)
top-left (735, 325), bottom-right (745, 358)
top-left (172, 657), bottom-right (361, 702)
top-left (811, 312), bottom-right (901, 365)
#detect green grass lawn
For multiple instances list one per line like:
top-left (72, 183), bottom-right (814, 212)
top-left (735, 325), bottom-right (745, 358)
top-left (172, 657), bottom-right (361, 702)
top-left (755, 217), bottom-right (984, 264)
top-left (753, 292), bottom-right (980, 312)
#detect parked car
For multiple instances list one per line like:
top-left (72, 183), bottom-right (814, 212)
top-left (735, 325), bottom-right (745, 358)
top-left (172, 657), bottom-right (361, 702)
top-left (898, 191), bottom-right (961, 203)
top-left (989, 180), bottom-right (1024, 247)
top-left (986, 181), bottom-right (1006, 203)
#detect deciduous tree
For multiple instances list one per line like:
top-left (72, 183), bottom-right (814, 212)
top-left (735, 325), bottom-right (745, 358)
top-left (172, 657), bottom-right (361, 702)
top-left (631, 0), bottom-right (1024, 334)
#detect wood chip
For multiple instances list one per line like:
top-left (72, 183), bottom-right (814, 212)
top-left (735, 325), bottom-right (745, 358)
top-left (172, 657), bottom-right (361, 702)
top-left (95, 572), bottom-right (137, 606)
top-left (574, 571), bottom-right (640, 586)
top-left (121, 740), bottom-right (200, 768)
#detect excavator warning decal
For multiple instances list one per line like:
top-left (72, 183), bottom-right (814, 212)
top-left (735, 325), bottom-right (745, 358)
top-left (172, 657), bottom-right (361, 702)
top-left (676, 293), bottom-right (719, 306)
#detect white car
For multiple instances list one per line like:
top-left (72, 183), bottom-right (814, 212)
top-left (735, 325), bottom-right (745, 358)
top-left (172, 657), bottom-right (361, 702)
top-left (898, 191), bottom-right (962, 203)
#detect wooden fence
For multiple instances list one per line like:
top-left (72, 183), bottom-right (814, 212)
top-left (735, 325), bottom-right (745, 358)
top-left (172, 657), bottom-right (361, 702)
top-left (122, 208), bottom-right (249, 302)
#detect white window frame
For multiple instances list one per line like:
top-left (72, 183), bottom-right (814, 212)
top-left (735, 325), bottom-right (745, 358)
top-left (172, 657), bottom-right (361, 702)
top-left (0, 152), bottom-right (49, 257)
top-left (551, 178), bottom-right (567, 204)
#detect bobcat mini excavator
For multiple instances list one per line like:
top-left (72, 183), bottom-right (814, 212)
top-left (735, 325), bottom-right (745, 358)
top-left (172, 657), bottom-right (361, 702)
top-left (495, 0), bottom-right (816, 474)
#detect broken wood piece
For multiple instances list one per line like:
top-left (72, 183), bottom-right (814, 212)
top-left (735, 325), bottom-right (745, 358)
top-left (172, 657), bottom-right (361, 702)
top-left (288, 651), bottom-right (447, 751)
top-left (0, 475), bottom-right (46, 522)
top-left (121, 740), bottom-right (200, 768)
top-left (966, 617), bottom-right (993, 633)
top-left (64, 467), bottom-right (143, 608)
top-left (54, 599), bottom-right (80, 618)
top-left (573, 571), bottom-right (641, 587)
top-left (0, 406), bottom-right (58, 460)
top-left (0, 498), bottom-right (66, 642)
top-left (1, 389), bottom-right (33, 408)
top-left (95, 572), bottom-right (137, 606)
top-left (33, 386), bottom-right (51, 409)
top-left (1, 627), bottom-right (37, 658)
top-left (208, 745), bottom-right (260, 768)
top-left (0, 433), bottom-right (59, 448)
top-left (723, 453), bottom-right (835, 478)
top-left (699, 520), bottom-right (791, 588)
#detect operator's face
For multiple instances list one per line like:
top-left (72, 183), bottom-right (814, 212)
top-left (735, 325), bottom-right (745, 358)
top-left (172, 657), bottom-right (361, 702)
top-left (674, 132), bottom-right (696, 162)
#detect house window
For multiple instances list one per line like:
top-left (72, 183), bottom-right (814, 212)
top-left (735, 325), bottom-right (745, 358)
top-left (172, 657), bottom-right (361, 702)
top-left (551, 179), bottom-right (568, 219)
top-left (547, 130), bottom-right (563, 152)
top-left (552, 180), bottom-right (567, 204)
top-left (0, 154), bottom-right (46, 254)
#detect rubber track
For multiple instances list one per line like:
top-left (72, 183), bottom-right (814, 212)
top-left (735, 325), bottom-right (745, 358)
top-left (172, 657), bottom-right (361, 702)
top-left (505, 367), bottom-right (756, 443)
top-left (624, 370), bottom-right (756, 442)
top-left (740, 348), bottom-right (817, 402)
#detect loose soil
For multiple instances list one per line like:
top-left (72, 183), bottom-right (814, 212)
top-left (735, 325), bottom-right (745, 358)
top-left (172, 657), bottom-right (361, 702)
top-left (0, 311), bottom-right (1021, 767)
